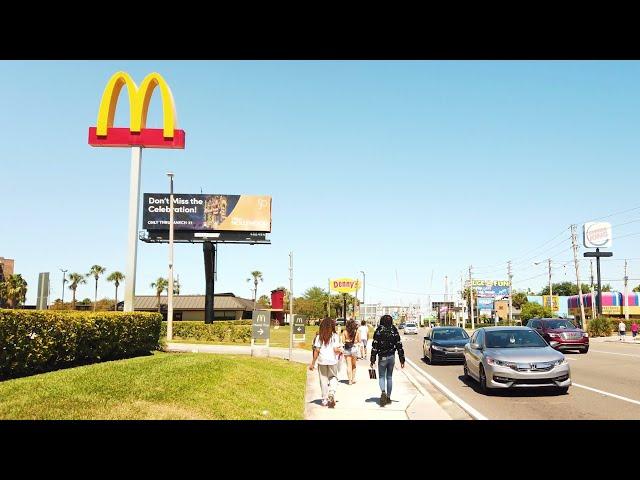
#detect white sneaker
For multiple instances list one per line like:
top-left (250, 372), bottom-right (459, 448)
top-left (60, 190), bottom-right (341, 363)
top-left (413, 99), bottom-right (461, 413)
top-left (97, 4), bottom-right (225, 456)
top-left (321, 399), bottom-right (328, 406)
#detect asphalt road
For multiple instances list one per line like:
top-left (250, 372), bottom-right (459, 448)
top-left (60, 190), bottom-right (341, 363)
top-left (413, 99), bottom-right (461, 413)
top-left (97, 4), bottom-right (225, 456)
top-left (400, 328), bottom-right (640, 419)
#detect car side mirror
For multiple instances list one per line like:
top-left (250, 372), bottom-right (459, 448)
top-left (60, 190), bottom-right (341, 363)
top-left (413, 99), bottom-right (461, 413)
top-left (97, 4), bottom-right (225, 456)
top-left (470, 342), bottom-right (481, 350)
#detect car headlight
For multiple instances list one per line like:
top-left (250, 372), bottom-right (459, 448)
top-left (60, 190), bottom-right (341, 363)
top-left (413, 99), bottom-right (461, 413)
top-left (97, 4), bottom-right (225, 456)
top-left (486, 356), bottom-right (516, 368)
top-left (554, 358), bottom-right (568, 366)
top-left (432, 345), bottom-right (444, 351)
top-left (583, 332), bottom-right (589, 338)
top-left (549, 333), bottom-right (560, 338)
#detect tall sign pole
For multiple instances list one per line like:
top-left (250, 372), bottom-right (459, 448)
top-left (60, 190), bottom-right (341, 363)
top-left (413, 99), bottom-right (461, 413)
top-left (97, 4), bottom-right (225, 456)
top-left (570, 225), bottom-right (586, 328)
top-left (590, 260), bottom-right (596, 320)
top-left (167, 172), bottom-right (175, 341)
top-left (289, 252), bottom-right (294, 361)
top-left (124, 146), bottom-right (142, 311)
top-left (88, 71), bottom-right (186, 313)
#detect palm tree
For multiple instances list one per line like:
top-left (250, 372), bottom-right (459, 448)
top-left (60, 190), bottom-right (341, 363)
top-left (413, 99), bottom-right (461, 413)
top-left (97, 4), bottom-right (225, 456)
top-left (246, 271), bottom-right (263, 306)
top-left (68, 273), bottom-right (86, 310)
top-left (107, 271), bottom-right (125, 311)
top-left (88, 265), bottom-right (106, 311)
top-left (151, 277), bottom-right (169, 312)
top-left (4, 274), bottom-right (28, 308)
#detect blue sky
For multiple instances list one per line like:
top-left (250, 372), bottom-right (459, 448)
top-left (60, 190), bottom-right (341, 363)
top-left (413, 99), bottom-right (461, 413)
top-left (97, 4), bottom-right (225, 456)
top-left (2, 61), bottom-right (640, 306)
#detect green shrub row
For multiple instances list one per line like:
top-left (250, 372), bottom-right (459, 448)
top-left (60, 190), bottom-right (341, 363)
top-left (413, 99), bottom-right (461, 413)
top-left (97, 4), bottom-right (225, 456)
top-left (0, 309), bottom-right (162, 380)
top-left (586, 318), bottom-right (640, 337)
top-left (161, 321), bottom-right (251, 343)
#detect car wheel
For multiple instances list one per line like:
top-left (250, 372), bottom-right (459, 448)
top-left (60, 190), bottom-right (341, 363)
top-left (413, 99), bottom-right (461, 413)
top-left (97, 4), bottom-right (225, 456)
top-left (463, 361), bottom-right (470, 380)
top-left (429, 349), bottom-right (437, 365)
top-left (478, 365), bottom-right (493, 395)
top-left (580, 347), bottom-right (589, 354)
top-left (557, 386), bottom-right (569, 394)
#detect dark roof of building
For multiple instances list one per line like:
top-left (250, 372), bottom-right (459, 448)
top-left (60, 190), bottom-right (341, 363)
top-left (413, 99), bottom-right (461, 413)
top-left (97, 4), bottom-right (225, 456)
top-left (131, 294), bottom-right (257, 311)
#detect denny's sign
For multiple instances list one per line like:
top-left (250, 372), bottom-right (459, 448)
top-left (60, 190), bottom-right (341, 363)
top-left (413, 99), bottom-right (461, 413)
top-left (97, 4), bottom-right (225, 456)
top-left (330, 278), bottom-right (360, 293)
top-left (88, 71), bottom-right (185, 148)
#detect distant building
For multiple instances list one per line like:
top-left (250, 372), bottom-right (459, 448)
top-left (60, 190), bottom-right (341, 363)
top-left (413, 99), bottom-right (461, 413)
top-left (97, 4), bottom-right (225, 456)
top-left (0, 257), bottom-right (14, 282)
top-left (120, 293), bottom-right (257, 321)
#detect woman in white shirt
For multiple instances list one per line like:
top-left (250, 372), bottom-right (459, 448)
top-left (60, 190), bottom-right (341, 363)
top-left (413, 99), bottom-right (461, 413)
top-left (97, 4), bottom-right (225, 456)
top-left (309, 318), bottom-right (343, 407)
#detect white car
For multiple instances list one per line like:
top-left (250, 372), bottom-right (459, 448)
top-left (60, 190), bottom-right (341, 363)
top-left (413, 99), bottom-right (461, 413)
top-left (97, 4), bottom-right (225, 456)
top-left (404, 323), bottom-right (418, 334)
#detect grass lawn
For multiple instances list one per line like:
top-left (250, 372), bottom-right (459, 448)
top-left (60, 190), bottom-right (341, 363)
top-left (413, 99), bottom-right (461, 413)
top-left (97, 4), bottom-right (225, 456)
top-left (169, 325), bottom-right (376, 350)
top-left (0, 352), bottom-right (307, 420)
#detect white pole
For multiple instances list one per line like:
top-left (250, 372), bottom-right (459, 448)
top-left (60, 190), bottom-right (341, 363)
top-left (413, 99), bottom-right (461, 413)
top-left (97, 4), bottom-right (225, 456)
top-left (289, 251), bottom-right (293, 361)
top-left (167, 172), bottom-right (175, 341)
top-left (571, 225), bottom-right (586, 328)
top-left (124, 146), bottom-right (142, 312)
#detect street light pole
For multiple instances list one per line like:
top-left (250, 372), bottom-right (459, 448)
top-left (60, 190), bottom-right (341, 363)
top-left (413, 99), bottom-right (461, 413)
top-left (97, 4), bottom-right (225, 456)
top-left (289, 251), bottom-right (293, 361)
top-left (360, 270), bottom-right (366, 323)
top-left (60, 269), bottom-right (68, 306)
top-left (167, 172), bottom-right (175, 342)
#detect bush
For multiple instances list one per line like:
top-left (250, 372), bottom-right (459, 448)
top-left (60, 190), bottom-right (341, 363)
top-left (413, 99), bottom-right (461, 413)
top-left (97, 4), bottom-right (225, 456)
top-left (160, 321), bottom-right (251, 343)
top-left (587, 317), bottom-right (613, 337)
top-left (520, 303), bottom-right (554, 322)
top-left (0, 309), bottom-right (162, 380)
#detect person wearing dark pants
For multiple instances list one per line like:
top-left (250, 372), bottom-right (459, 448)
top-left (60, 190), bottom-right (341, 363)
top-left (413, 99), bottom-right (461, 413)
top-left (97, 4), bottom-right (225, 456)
top-left (370, 314), bottom-right (405, 406)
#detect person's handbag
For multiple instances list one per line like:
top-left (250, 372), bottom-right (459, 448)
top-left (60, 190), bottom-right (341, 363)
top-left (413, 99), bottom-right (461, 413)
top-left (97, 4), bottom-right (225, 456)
top-left (368, 366), bottom-right (377, 379)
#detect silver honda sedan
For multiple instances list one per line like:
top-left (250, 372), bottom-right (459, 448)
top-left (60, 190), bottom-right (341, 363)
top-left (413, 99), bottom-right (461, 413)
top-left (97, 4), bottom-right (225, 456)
top-left (463, 326), bottom-right (571, 395)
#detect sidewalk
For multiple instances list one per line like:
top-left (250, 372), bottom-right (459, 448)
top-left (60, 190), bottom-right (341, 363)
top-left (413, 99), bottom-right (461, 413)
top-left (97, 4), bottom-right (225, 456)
top-left (304, 355), bottom-right (451, 420)
top-left (590, 335), bottom-right (640, 344)
top-left (167, 342), bottom-right (452, 420)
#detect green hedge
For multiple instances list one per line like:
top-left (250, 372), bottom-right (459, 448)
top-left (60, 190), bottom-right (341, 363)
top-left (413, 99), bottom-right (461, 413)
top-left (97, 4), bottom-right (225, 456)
top-left (587, 317), bottom-right (613, 337)
top-left (161, 321), bottom-right (251, 343)
top-left (0, 309), bottom-right (162, 380)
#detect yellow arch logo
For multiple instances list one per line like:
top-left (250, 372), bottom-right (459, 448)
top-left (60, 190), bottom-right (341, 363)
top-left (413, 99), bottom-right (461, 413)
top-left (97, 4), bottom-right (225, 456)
top-left (96, 71), bottom-right (177, 138)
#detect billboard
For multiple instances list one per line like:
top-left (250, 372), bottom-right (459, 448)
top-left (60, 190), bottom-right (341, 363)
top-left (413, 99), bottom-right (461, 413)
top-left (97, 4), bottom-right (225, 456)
top-left (583, 222), bottom-right (612, 249)
top-left (330, 278), bottom-right (360, 293)
top-left (542, 295), bottom-right (560, 311)
top-left (143, 193), bottom-right (272, 232)
top-left (471, 280), bottom-right (509, 298)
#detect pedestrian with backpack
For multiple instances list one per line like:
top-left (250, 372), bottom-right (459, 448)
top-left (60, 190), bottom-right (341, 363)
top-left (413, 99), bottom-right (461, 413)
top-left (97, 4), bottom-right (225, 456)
top-left (370, 314), bottom-right (405, 407)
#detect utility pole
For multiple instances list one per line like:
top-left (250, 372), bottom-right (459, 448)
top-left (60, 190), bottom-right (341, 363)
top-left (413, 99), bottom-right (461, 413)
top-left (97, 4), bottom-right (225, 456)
top-left (570, 225), bottom-right (586, 329)
top-left (360, 270), bottom-right (366, 323)
top-left (460, 275), bottom-right (464, 328)
top-left (624, 259), bottom-right (629, 322)
top-left (468, 265), bottom-right (475, 330)
top-left (548, 258), bottom-right (553, 300)
top-left (444, 275), bottom-right (448, 325)
top-left (590, 260), bottom-right (596, 320)
top-left (507, 261), bottom-right (513, 326)
top-left (289, 251), bottom-right (293, 361)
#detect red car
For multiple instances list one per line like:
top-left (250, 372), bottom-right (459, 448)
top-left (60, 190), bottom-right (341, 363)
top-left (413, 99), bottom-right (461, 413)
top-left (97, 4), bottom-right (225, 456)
top-left (527, 318), bottom-right (589, 353)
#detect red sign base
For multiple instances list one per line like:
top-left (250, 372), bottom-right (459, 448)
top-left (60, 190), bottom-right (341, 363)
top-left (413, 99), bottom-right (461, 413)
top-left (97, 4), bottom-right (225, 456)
top-left (88, 127), bottom-right (185, 149)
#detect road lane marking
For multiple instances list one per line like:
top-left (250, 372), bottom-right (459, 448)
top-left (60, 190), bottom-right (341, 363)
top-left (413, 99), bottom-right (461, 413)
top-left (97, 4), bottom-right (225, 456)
top-left (404, 358), bottom-right (488, 420)
top-left (573, 383), bottom-right (640, 407)
top-left (590, 350), bottom-right (640, 359)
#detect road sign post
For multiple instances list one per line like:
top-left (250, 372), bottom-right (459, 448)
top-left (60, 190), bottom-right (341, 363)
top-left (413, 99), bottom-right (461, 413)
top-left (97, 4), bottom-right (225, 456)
top-left (251, 310), bottom-right (271, 357)
top-left (293, 315), bottom-right (306, 344)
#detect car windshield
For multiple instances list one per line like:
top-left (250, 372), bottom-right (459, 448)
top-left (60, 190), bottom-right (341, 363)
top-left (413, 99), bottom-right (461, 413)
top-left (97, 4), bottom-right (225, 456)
top-left (485, 330), bottom-right (547, 348)
top-left (432, 329), bottom-right (469, 340)
top-left (405, 323), bottom-right (416, 328)
top-left (544, 320), bottom-right (577, 329)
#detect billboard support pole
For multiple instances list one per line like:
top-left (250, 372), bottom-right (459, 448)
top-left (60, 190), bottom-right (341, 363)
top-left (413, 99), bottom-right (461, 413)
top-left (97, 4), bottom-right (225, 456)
top-left (203, 241), bottom-right (216, 323)
top-left (167, 172), bottom-right (174, 341)
top-left (124, 146), bottom-right (142, 312)
top-left (596, 248), bottom-right (602, 317)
